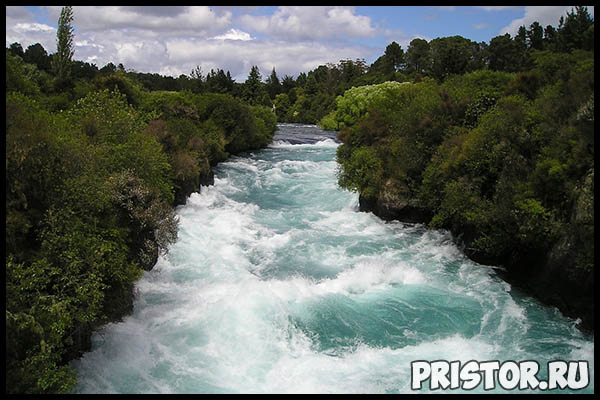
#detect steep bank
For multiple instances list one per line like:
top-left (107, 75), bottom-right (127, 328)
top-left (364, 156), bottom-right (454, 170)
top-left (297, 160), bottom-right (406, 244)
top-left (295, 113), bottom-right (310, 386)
top-left (357, 169), bottom-right (594, 331)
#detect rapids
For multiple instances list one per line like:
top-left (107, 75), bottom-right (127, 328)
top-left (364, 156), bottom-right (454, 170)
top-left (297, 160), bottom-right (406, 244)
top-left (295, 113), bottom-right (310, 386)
top-left (71, 123), bottom-right (593, 394)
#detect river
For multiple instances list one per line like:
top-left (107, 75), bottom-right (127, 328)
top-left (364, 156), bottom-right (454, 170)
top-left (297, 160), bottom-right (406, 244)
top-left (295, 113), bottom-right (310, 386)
top-left (71, 123), bottom-right (593, 394)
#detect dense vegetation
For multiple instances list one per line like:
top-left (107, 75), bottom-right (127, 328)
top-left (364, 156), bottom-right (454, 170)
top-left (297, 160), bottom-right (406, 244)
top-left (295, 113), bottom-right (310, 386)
top-left (6, 7), bottom-right (276, 394)
top-left (329, 7), bottom-right (594, 328)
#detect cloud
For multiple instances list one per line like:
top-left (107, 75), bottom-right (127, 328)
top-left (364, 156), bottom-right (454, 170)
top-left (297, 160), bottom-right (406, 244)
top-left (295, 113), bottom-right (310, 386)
top-left (4, 6), bottom-right (378, 81)
top-left (44, 6), bottom-right (232, 37)
top-left (473, 23), bottom-right (488, 30)
top-left (6, 5), bottom-right (375, 80)
top-left (383, 29), bottom-right (431, 49)
top-left (238, 6), bottom-right (376, 40)
top-left (6, 6), bottom-right (57, 53)
top-left (212, 28), bottom-right (253, 41)
top-left (6, 5), bottom-right (34, 21)
top-left (475, 6), bottom-right (522, 12)
top-left (5, 6), bottom-right (55, 51)
top-left (165, 38), bottom-right (371, 81)
top-left (500, 6), bottom-right (594, 36)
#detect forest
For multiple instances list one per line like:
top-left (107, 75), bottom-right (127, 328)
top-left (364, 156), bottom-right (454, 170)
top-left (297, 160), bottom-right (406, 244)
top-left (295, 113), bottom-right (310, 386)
top-left (5, 5), bottom-right (594, 394)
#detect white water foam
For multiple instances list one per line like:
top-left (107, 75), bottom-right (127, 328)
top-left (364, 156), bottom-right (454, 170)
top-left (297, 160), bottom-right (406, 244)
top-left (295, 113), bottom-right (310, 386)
top-left (72, 126), bottom-right (594, 394)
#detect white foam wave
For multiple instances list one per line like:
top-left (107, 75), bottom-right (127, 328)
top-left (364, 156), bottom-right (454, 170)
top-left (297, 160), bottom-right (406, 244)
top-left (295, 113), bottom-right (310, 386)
top-left (270, 139), bottom-right (339, 149)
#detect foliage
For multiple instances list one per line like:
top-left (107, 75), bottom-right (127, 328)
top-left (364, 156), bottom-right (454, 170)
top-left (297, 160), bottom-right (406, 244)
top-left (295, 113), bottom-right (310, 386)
top-left (336, 146), bottom-right (383, 198)
top-left (322, 81), bottom-right (410, 129)
top-left (6, 45), bottom-right (278, 392)
top-left (52, 6), bottom-right (75, 87)
top-left (332, 9), bottom-right (594, 273)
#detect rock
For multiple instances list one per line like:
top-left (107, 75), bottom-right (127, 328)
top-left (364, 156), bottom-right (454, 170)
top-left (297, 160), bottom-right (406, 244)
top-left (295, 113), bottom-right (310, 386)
top-left (173, 164), bottom-right (215, 206)
top-left (359, 179), bottom-right (432, 223)
top-left (524, 168), bottom-right (594, 330)
top-left (199, 167), bottom-right (215, 187)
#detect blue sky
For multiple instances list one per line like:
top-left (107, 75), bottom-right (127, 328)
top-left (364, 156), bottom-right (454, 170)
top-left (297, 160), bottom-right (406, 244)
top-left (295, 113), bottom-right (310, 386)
top-left (5, 6), bottom-right (593, 81)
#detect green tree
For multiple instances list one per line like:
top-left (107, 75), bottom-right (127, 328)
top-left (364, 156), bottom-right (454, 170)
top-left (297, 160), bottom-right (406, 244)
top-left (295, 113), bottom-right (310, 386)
top-left (557, 6), bottom-right (594, 51)
top-left (429, 36), bottom-right (479, 80)
top-left (527, 21), bottom-right (544, 50)
top-left (243, 65), bottom-right (270, 106)
top-left (8, 42), bottom-right (25, 58)
top-left (368, 41), bottom-right (405, 79)
top-left (281, 74), bottom-right (296, 93)
top-left (190, 65), bottom-right (204, 93)
top-left (406, 38), bottom-right (430, 75)
top-left (273, 93), bottom-right (291, 121)
top-left (24, 43), bottom-right (52, 72)
top-left (543, 25), bottom-right (558, 50)
top-left (384, 41), bottom-right (405, 72)
top-left (265, 67), bottom-right (282, 99)
top-left (52, 6), bottom-right (75, 86)
top-left (488, 34), bottom-right (520, 72)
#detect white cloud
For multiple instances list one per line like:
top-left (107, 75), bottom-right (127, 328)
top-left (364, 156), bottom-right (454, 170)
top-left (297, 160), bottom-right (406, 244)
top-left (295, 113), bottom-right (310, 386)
top-left (165, 38), bottom-right (371, 81)
top-left (500, 6), bottom-right (594, 36)
top-left (212, 28), bottom-right (253, 41)
top-left (6, 5), bottom-right (376, 80)
top-left (5, 6), bottom-right (392, 81)
top-left (13, 22), bottom-right (55, 33)
top-left (6, 6), bottom-right (53, 51)
top-left (238, 6), bottom-right (376, 40)
top-left (44, 6), bottom-right (232, 37)
top-left (473, 23), bottom-right (488, 30)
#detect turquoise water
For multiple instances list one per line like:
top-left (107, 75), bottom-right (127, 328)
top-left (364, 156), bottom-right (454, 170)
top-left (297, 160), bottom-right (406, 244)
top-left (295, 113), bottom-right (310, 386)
top-left (72, 124), bottom-right (593, 393)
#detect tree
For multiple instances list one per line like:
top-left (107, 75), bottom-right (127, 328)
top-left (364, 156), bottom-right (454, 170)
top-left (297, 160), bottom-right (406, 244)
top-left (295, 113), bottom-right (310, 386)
top-left (514, 25), bottom-right (530, 68)
top-left (429, 36), bottom-right (478, 80)
top-left (205, 68), bottom-right (234, 94)
top-left (52, 6), bottom-right (75, 86)
top-left (384, 41), bottom-right (405, 72)
top-left (557, 6), bottom-right (594, 51)
top-left (515, 25), bottom-right (528, 51)
top-left (527, 21), bottom-right (544, 50)
top-left (190, 65), bottom-right (204, 93)
top-left (543, 25), bottom-right (558, 50)
top-left (369, 41), bottom-right (405, 78)
top-left (296, 72), bottom-right (307, 87)
top-left (338, 58), bottom-right (367, 84)
top-left (265, 67), bottom-right (282, 99)
top-left (406, 38), bottom-right (430, 74)
top-left (8, 42), bottom-right (25, 58)
top-left (488, 34), bottom-right (520, 72)
top-left (243, 65), bottom-right (270, 106)
top-left (99, 62), bottom-right (116, 75)
top-left (23, 43), bottom-right (51, 72)
top-left (281, 74), bottom-right (296, 93)
top-left (71, 60), bottom-right (99, 80)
